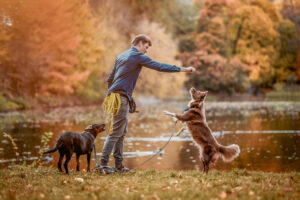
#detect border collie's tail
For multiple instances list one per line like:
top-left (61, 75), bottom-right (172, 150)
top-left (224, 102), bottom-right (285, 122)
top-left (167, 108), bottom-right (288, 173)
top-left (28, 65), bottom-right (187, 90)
top-left (218, 144), bottom-right (240, 162)
top-left (43, 139), bottom-right (62, 154)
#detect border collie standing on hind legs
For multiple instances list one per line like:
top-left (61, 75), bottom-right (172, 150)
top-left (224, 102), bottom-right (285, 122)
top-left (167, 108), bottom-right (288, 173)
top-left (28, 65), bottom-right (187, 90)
top-left (164, 87), bottom-right (240, 174)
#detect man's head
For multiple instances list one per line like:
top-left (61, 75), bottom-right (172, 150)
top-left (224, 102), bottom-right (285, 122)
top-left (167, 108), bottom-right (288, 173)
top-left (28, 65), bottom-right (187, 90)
top-left (131, 34), bottom-right (152, 54)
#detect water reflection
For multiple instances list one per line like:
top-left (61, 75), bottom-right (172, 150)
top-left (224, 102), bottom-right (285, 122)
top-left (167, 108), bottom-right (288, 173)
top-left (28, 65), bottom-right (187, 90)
top-left (0, 102), bottom-right (300, 172)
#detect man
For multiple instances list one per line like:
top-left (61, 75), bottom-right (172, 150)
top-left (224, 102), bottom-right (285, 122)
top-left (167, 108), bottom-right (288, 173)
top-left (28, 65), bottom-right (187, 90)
top-left (100, 34), bottom-right (195, 172)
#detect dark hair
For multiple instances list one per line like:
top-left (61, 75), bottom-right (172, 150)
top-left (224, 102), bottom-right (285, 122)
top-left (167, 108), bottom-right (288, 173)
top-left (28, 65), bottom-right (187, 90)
top-left (131, 34), bottom-right (152, 46)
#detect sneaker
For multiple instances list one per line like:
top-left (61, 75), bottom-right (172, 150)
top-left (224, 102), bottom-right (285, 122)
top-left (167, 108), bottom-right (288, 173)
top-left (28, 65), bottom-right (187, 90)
top-left (93, 165), bottom-right (117, 174)
top-left (116, 164), bottom-right (130, 172)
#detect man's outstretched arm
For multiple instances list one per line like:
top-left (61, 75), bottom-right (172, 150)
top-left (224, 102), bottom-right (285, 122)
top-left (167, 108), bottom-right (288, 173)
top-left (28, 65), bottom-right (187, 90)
top-left (138, 54), bottom-right (195, 73)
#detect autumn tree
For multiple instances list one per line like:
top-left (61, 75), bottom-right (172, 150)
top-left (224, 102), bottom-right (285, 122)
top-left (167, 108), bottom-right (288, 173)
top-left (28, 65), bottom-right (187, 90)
top-left (179, 0), bottom-right (297, 93)
top-left (274, 19), bottom-right (299, 83)
top-left (0, 0), bottom-right (102, 102)
top-left (227, 0), bottom-right (281, 88)
top-left (278, 0), bottom-right (300, 82)
top-left (179, 0), bottom-right (250, 93)
top-left (0, 15), bottom-right (10, 93)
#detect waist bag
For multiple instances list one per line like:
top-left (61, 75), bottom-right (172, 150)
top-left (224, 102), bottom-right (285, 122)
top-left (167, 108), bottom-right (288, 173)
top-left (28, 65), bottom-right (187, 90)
top-left (127, 95), bottom-right (138, 113)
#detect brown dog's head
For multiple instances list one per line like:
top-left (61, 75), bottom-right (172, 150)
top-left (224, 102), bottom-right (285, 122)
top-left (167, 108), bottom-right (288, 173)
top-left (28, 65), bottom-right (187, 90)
top-left (85, 123), bottom-right (105, 138)
top-left (189, 87), bottom-right (208, 107)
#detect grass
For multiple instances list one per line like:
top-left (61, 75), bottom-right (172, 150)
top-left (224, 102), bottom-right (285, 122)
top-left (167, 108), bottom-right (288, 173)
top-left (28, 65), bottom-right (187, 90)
top-left (0, 166), bottom-right (299, 200)
top-left (265, 91), bottom-right (300, 101)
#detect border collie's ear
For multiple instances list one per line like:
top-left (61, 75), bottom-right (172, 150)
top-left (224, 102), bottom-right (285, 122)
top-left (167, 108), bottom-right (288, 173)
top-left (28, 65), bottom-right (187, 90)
top-left (189, 87), bottom-right (196, 94)
top-left (85, 125), bottom-right (93, 131)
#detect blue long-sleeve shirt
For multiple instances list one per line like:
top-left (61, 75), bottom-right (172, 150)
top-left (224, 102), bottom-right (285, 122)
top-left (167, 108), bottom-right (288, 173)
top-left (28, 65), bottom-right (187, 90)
top-left (106, 46), bottom-right (181, 97)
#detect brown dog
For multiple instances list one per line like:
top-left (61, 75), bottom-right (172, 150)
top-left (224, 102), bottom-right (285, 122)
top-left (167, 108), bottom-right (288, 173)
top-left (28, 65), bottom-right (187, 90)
top-left (164, 88), bottom-right (240, 174)
top-left (43, 123), bottom-right (105, 174)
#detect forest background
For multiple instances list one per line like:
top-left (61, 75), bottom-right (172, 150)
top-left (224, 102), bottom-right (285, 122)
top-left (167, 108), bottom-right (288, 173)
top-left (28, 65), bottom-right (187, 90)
top-left (0, 0), bottom-right (299, 111)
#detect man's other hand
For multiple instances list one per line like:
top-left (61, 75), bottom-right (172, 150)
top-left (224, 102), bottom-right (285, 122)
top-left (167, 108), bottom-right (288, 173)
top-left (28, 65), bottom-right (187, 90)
top-left (181, 66), bottom-right (196, 73)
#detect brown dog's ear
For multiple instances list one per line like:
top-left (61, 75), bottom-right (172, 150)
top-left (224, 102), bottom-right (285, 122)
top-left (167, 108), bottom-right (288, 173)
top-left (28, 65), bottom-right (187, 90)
top-left (85, 125), bottom-right (93, 132)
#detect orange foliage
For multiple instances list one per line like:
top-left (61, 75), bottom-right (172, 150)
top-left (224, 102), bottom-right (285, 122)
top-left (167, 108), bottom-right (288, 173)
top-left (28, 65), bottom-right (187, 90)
top-left (179, 0), bottom-right (295, 92)
top-left (0, 0), bottom-right (100, 97)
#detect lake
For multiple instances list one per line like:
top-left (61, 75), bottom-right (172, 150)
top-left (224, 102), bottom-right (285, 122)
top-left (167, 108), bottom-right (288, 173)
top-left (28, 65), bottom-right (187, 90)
top-left (1, 101), bottom-right (299, 172)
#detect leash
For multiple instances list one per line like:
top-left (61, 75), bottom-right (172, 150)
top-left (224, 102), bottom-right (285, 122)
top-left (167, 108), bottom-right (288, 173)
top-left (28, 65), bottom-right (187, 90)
top-left (132, 121), bottom-right (177, 171)
top-left (92, 121), bottom-right (178, 170)
top-left (93, 143), bottom-right (98, 166)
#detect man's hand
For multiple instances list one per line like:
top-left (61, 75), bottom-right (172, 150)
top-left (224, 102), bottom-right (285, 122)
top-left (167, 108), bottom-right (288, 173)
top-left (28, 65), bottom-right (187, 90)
top-left (180, 66), bottom-right (196, 73)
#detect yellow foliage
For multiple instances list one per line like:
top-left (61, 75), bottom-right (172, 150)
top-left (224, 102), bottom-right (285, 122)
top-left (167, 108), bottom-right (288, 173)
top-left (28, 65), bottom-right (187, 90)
top-left (249, 0), bottom-right (281, 24)
top-left (229, 3), bottom-right (280, 85)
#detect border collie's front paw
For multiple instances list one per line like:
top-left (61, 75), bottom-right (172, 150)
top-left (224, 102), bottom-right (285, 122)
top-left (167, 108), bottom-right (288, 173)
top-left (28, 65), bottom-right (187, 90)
top-left (172, 116), bottom-right (178, 122)
top-left (163, 110), bottom-right (176, 116)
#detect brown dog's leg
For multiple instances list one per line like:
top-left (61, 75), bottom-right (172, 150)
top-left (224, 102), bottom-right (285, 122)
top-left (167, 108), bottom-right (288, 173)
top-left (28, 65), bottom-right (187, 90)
top-left (64, 152), bottom-right (72, 174)
top-left (76, 154), bottom-right (80, 171)
top-left (58, 152), bottom-right (64, 172)
top-left (86, 153), bottom-right (91, 172)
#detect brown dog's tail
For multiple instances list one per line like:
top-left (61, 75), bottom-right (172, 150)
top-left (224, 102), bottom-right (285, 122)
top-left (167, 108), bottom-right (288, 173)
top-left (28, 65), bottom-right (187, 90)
top-left (218, 144), bottom-right (240, 162)
top-left (43, 146), bottom-right (58, 154)
top-left (42, 138), bottom-right (62, 154)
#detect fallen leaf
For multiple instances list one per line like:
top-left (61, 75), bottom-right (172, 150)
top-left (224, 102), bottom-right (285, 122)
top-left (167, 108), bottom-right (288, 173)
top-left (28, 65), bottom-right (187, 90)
top-left (162, 186), bottom-right (171, 190)
top-left (290, 176), bottom-right (298, 183)
top-left (26, 184), bottom-right (32, 191)
top-left (219, 191), bottom-right (227, 199)
top-left (193, 179), bottom-right (200, 183)
top-left (148, 194), bottom-right (160, 200)
top-left (234, 186), bottom-right (243, 191)
top-left (284, 187), bottom-right (293, 192)
top-left (74, 178), bottom-right (84, 183)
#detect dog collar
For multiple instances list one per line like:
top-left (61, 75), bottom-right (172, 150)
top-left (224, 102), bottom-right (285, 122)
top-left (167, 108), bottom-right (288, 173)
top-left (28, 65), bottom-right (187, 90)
top-left (184, 105), bottom-right (199, 112)
top-left (86, 131), bottom-right (95, 140)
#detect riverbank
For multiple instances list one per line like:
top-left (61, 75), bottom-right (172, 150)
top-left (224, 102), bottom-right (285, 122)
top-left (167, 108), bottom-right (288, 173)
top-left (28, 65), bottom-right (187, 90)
top-left (1, 89), bottom-right (300, 113)
top-left (1, 101), bottom-right (300, 125)
top-left (0, 165), bottom-right (299, 200)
